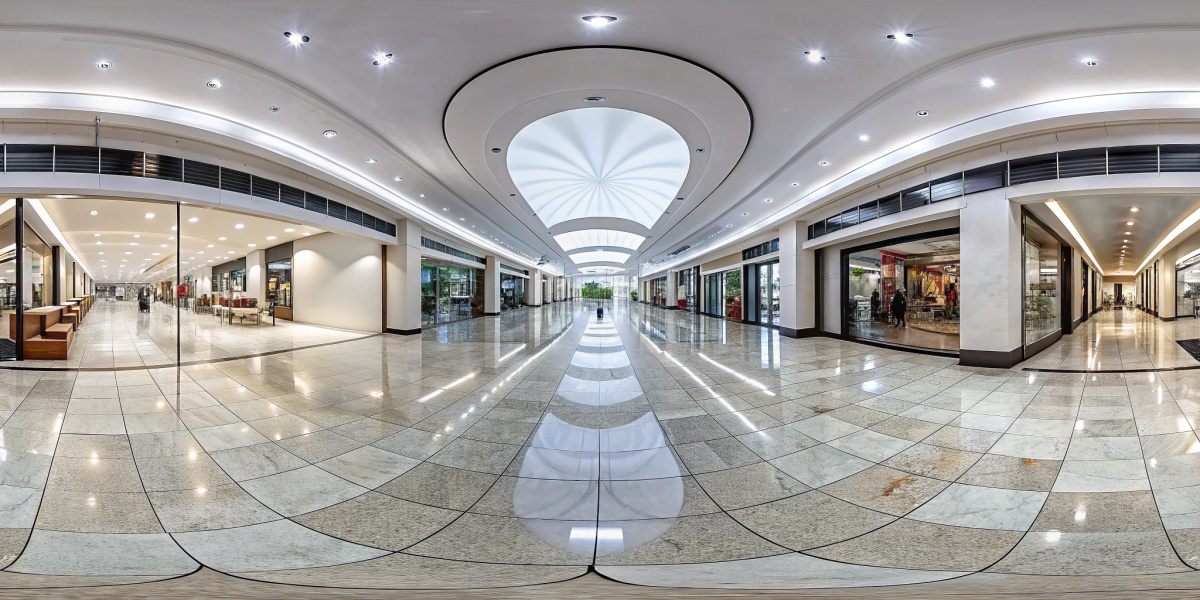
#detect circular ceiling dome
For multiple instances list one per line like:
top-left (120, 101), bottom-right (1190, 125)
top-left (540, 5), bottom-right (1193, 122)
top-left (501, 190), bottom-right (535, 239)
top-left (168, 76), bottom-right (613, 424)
top-left (506, 107), bottom-right (690, 231)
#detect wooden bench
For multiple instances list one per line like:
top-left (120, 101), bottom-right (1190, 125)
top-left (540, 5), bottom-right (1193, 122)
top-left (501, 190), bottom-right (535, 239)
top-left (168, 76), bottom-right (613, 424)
top-left (8, 306), bottom-right (74, 360)
top-left (44, 323), bottom-right (73, 340)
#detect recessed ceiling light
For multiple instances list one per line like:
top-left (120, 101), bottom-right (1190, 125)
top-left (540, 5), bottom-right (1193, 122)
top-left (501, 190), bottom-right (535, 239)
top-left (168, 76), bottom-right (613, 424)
top-left (234, 224), bottom-right (245, 229)
top-left (393, 176), bottom-right (403, 182)
top-left (459, 217), bottom-right (465, 221)
top-left (188, 217), bottom-right (198, 223)
top-left (858, 134), bottom-right (870, 142)
top-left (916, 110), bottom-right (929, 116)
top-left (268, 105), bottom-right (280, 113)
top-left (804, 50), bottom-right (824, 63)
top-left (765, 198), bottom-right (773, 203)
top-left (90, 211), bottom-right (98, 216)
top-left (93, 233), bottom-right (100, 237)
top-left (582, 15), bottom-right (617, 27)
top-left (145, 212), bottom-right (155, 219)
top-left (584, 96), bottom-right (606, 103)
top-left (218, 236), bottom-right (226, 241)
top-left (373, 52), bottom-right (393, 66)
top-left (284, 31), bottom-right (309, 45)
top-left (980, 78), bottom-right (996, 88)
top-left (366, 158), bottom-right (377, 164)
top-left (227, 251), bottom-right (234, 254)
top-left (886, 32), bottom-right (914, 42)
top-left (160, 244), bottom-right (167, 248)
top-left (1124, 231), bottom-right (1132, 235)
top-left (96, 60), bottom-right (112, 70)
top-left (303, 232), bottom-right (311, 236)
top-left (1126, 221), bottom-right (1134, 225)
top-left (266, 236), bottom-right (277, 240)
top-left (284, 228), bottom-right (295, 233)
top-left (790, 182), bottom-right (799, 187)
top-left (248, 243), bottom-right (257, 247)
top-left (819, 161), bottom-right (830, 166)
top-left (1083, 58), bottom-right (1098, 67)
top-left (420, 194), bottom-right (425, 197)
top-left (1130, 207), bottom-right (1140, 212)
top-left (96, 241), bottom-right (102, 245)
top-left (206, 79), bottom-right (222, 89)
top-left (124, 251), bottom-right (132, 255)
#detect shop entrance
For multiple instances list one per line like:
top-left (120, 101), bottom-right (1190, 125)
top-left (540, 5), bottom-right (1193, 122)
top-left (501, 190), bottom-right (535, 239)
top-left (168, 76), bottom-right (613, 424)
top-left (745, 261), bottom-right (780, 327)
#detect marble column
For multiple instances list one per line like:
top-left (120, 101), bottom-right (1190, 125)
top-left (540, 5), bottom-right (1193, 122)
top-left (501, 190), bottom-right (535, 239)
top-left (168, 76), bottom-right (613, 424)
top-left (245, 249), bottom-right (268, 305)
top-left (666, 271), bottom-right (679, 309)
top-left (959, 189), bottom-right (1024, 367)
top-left (385, 219), bottom-right (422, 334)
top-left (779, 220), bottom-right (816, 337)
top-left (484, 256), bottom-right (501, 315)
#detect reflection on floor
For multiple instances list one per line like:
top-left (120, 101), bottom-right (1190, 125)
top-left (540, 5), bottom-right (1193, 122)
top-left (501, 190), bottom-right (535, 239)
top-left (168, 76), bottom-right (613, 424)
top-left (848, 319), bottom-right (960, 352)
top-left (1022, 308), bottom-right (1200, 371)
top-left (4, 301), bottom-right (1200, 595)
top-left (9, 300), bottom-right (369, 369)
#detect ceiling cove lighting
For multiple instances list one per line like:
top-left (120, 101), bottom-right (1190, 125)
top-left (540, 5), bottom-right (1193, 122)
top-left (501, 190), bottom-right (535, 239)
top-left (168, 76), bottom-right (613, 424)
top-left (582, 15), bottom-right (617, 27)
top-left (1138, 205), bottom-right (1200, 274)
top-left (1046, 201), bottom-right (1103, 275)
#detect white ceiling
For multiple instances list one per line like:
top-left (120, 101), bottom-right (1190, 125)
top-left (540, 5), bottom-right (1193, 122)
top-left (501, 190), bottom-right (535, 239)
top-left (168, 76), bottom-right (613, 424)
top-left (1055, 194), bottom-right (1200, 275)
top-left (39, 197), bottom-right (322, 283)
top-left (4, 2), bottom-right (1200, 275)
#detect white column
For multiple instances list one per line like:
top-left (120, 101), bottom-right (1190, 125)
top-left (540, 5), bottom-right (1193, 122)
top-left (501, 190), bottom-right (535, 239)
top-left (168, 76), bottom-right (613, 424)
top-left (245, 250), bottom-right (268, 305)
top-left (665, 271), bottom-right (679, 309)
top-left (525, 271), bottom-right (541, 306)
top-left (959, 189), bottom-right (1024, 367)
top-left (484, 256), bottom-right (501, 315)
top-left (779, 220), bottom-right (816, 337)
top-left (1159, 253), bottom-right (1176, 319)
top-left (386, 219), bottom-right (423, 334)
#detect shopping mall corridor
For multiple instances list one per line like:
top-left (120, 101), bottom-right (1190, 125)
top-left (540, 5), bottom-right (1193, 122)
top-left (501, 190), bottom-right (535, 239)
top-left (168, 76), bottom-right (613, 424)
top-left (4, 301), bottom-right (1200, 597)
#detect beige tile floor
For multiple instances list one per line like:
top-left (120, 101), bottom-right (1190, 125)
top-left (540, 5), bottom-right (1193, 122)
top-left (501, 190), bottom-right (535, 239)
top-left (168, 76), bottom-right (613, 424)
top-left (0, 301), bottom-right (1199, 594)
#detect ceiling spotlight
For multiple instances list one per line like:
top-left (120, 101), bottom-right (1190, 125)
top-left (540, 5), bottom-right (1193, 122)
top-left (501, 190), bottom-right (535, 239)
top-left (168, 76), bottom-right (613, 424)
top-left (819, 161), bottom-right (830, 166)
top-left (234, 223), bottom-right (245, 229)
top-left (93, 233), bottom-right (100, 237)
top-left (1125, 231), bottom-right (1132, 235)
top-left (887, 32), bottom-right (914, 42)
top-left (583, 15), bottom-right (617, 27)
top-left (584, 96), bottom-right (606, 103)
top-left (790, 182), bottom-right (799, 187)
top-left (248, 243), bottom-right (257, 247)
top-left (1130, 207), bottom-right (1140, 212)
top-left (366, 158), bottom-right (377, 164)
top-left (96, 60), bottom-right (112, 70)
top-left (188, 217), bottom-right (198, 223)
top-left (420, 194), bottom-right (425, 197)
top-left (284, 31), bottom-right (309, 45)
top-left (765, 198), bottom-right (773, 203)
top-left (393, 176), bottom-right (403, 182)
top-left (373, 52), bottom-right (394, 66)
top-left (206, 79), bottom-right (222, 89)
top-left (980, 78), bottom-right (996, 88)
top-left (218, 236), bottom-right (226, 241)
top-left (322, 130), bottom-right (337, 138)
top-left (1126, 221), bottom-right (1134, 225)
top-left (145, 212), bottom-right (155, 219)
top-left (90, 211), bottom-right (98, 216)
top-left (804, 50), bottom-right (824, 63)
top-left (268, 105), bottom-right (280, 113)
top-left (284, 228), bottom-right (295, 233)
top-left (1083, 58), bottom-right (1098, 67)
top-left (303, 232), bottom-right (311, 236)
top-left (96, 241), bottom-right (103, 245)
top-left (858, 134), bottom-right (870, 142)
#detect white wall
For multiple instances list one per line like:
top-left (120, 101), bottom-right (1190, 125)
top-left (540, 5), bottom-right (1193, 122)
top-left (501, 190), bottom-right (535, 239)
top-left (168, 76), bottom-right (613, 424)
top-left (293, 233), bottom-right (382, 332)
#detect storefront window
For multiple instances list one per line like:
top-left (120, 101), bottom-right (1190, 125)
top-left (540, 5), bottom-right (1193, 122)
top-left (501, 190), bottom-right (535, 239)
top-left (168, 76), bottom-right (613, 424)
top-left (501, 273), bottom-right (525, 311)
top-left (23, 224), bottom-right (51, 309)
top-left (676, 270), bottom-right (695, 311)
top-left (1179, 257), bottom-right (1200, 319)
top-left (267, 258), bottom-right (292, 308)
top-left (845, 232), bottom-right (960, 352)
top-left (724, 269), bottom-right (742, 321)
top-left (1023, 216), bottom-right (1060, 347)
top-left (648, 276), bottom-right (667, 307)
top-left (422, 260), bottom-right (480, 324)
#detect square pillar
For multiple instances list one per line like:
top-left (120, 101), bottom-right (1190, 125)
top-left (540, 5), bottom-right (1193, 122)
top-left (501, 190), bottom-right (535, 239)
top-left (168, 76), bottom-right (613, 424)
top-left (779, 220), bottom-right (816, 337)
top-left (666, 271), bottom-right (679, 309)
top-left (484, 256), bottom-right (501, 315)
top-left (959, 189), bottom-right (1024, 367)
top-left (245, 250), bottom-right (268, 304)
top-left (386, 219), bottom-right (423, 334)
top-left (525, 270), bottom-right (541, 306)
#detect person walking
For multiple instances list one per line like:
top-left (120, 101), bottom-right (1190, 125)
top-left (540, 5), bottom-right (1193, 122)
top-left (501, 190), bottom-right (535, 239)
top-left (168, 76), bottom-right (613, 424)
top-left (891, 290), bottom-right (907, 327)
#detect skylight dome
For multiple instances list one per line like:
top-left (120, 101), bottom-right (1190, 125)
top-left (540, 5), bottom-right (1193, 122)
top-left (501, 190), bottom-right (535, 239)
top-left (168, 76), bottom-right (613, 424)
top-left (507, 107), bottom-right (689, 230)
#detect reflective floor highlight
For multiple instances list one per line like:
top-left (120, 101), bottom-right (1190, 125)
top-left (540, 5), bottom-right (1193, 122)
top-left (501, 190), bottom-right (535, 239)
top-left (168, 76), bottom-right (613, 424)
top-left (2, 302), bottom-right (1200, 594)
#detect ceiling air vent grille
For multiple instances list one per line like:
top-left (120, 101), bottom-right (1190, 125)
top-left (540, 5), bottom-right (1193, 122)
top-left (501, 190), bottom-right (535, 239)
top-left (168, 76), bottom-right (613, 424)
top-left (1007, 153), bottom-right (1057, 185)
top-left (1160, 145), bottom-right (1200, 172)
top-left (54, 146), bottom-right (99, 173)
top-left (100, 148), bottom-right (144, 177)
top-left (145, 154), bottom-right (184, 181)
top-left (900, 183), bottom-right (931, 211)
top-left (5, 144), bottom-right (53, 172)
top-left (219, 168), bottom-right (252, 195)
top-left (667, 245), bottom-right (691, 257)
top-left (279, 184), bottom-right (305, 209)
top-left (929, 174), bottom-right (964, 202)
top-left (183, 160), bottom-right (220, 188)
top-left (304, 193), bottom-right (328, 215)
top-left (963, 162), bottom-right (1006, 194)
top-left (251, 176), bottom-right (280, 201)
top-left (1058, 148), bottom-right (1106, 178)
top-left (857, 199), bottom-right (878, 223)
top-left (1107, 145), bottom-right (1158, 174)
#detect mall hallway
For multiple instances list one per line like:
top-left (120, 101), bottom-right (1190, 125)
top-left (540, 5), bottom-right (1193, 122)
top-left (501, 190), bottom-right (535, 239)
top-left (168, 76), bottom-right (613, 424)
top-left (1021, 308), bottom-right (1200, 371)
top-left (0, 300), bottom-right (1197, 597)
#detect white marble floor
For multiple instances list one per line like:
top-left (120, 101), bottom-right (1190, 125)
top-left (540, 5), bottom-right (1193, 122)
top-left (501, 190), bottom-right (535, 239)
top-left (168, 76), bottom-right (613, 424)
top-left (1021, 309), bottom-right (1200, 371)
top-left (1, 301), bottom-right (1200, 593)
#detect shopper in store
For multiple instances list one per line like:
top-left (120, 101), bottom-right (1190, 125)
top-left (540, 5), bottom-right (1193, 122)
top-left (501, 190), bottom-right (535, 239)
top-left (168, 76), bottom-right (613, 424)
top-left (891, 290), bottom-right (907, 327)
top-left (870, 290), bottom-right (882, 322)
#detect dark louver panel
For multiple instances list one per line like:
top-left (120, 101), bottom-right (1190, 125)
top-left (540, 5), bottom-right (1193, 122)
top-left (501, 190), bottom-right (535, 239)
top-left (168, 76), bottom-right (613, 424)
top-left (345, 206), bottom-right (363, 227)
top-left (858, 199), bottom-right (878, 223)
top-left (100, 148), bottom-right (144, 176)
top-left (826, 213), bottom-right (841, 233)
top-left (963, 162), bottom-right (1006, 194)
top-left (280, 184), bottom-right (305, 208)
top-left (811, 220), bottom-right (825, 238)
top-left (183, 160), bottom-right (221, 188)
top-left (6, 145), bottom-right (54, 172)
top-left (1008, 153), bottom-right (1057, 185)
top-left (839, 207), bottom-right (858, 228)
top-left (1058, 148), bottom-right (1107, 178)
top-left (145, 154), bottom-right (183, 181)
top-left (327, 199), bottom-right (347, 221)
top-left (54, 146), bottom-right (99, 173)
top-left (220, 168), bottom-right (252, 195)
top-left (304, 193), bottom-right (328, 215)
top-left (1161, 145), bottom-right (1200, 172)
top-left (362, 214), bottom-right (377, 231)
top-left (251, 176), bottom-right (280, 201)
top-left (878, 193), bottom-right (902, 217)
top-left (385, 222), bottom-right (396, 237)
top-left (929, 174), bottom-right (964, 202)
top-left (1107, 145), bottom-right (1158, 174)
top-left (900, 183), bottom-right (930, 211)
